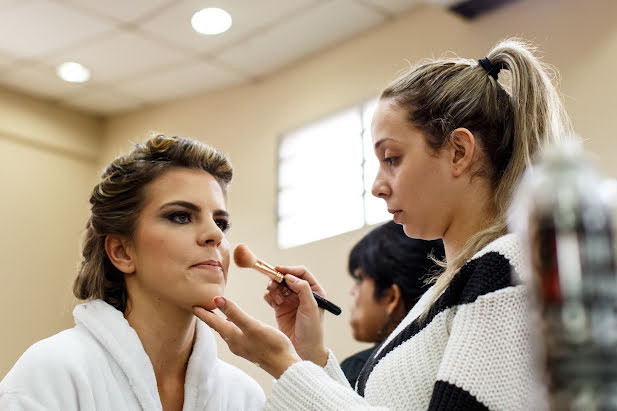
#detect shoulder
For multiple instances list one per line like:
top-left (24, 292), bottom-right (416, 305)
top-left (5, 326), bottom-right (96, 378)
top-left (1, 326), bottom-right (100, 406)
top-left (453, 234), bottom-right (525, 303)
top-left (470, 233), bottom-right (524, 279)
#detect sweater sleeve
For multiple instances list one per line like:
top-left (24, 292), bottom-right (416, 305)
top-left (322, 350), bottom-right (353, 387)
top-left (428, 285), bottom-right (535, 411)
top-left (264, 351), bottom-right (388, 410)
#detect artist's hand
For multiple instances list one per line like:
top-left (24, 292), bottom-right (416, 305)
top-left (264, 266), bottom-right (328, 367)
top-left (193, 297), bottom-right (301, 379)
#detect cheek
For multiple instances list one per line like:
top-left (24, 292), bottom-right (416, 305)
top-left (351, 287), bottom-right (374, 316)
top-left (133, 233), bottom-right (174, 269)
top-left (221, 240), bottom-right (230, 281)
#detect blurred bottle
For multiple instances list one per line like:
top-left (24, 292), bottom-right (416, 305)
top-left (514, 141), bottom-right (617, 410)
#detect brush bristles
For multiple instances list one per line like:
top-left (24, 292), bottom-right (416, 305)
top-left (234, 244), bottom-right (257, 268)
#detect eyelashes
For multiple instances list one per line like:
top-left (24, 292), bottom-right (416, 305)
top-left (166, 211), bottom-right (192, 224)
top-left (165, 211), bottom-right (231, 233)
top-left (382, 156), bottom-right (399, 166)
top-left (215, 219), bottom-right (231, 233)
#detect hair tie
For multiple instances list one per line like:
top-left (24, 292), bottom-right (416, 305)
top-left (478, 57), bottom-right (503, 80)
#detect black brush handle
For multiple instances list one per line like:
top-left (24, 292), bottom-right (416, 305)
top-left (280, 279), bottom-right (342, 316)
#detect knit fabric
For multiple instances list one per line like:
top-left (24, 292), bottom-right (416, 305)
top-left (340, 346), bottom-right (377, 388)
top-left (265, 233), bottom-right (536, 410)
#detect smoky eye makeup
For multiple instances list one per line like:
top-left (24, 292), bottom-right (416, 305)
top-left (215, 218), bottom-right (231, 233)
top-left (164, 210), bottom-right (192, 224)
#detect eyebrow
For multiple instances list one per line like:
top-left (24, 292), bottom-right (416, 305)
top-left (160, 201), bottom-right (230, 218)
top-left (373, 137), bottom-right (395, 150)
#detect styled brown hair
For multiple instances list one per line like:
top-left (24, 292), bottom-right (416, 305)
top-left (73, 134), bottom-right (233, 312)
top-left (380, 38), bottom-right (572, 309)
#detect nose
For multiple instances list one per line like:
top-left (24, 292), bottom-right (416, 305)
top-left (198, 219), bottom-right (224, 247)
top-left (371, 169), bottom-right (390, 199)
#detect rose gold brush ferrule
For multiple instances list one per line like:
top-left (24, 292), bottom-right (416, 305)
top-left (254, 260), bottom-right (285, 283)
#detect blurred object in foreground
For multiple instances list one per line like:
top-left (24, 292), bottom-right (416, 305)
top-left (514, 141), bottom-right (617, 410)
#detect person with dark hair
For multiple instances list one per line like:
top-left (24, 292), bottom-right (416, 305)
top-left (194, 38), bottom-right (574, 409)
top-left (0, 134), bottom-right (265, 410)
top-left (341, 221), bottom-right (444, 387)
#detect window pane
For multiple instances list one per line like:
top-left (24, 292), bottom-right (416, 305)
top-left (279, 109), bottom-right (362, 160)
top-left (362, 98), bottom-right (378, 133)
top-left (362, 99), bottom-right (390, 225)
top-left (278, 107), bottom-right (364, 248)
top-left (278, 172), bottom-right (363, 220)
top-left (278, 145), bottom-right (362, 191)
top-left (278, 194), bottom-right (364, 249)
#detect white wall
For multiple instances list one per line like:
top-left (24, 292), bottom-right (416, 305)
top-left (0, 88), bottom-right (101, 377)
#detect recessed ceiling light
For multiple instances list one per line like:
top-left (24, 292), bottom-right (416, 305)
top-left (56, 62), bottom-right (90, 83)
top-left (191, 7), bottom-right (232, 35)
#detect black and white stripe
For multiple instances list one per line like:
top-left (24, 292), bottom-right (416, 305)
top-left (357, 251), bottom-right (514, 397)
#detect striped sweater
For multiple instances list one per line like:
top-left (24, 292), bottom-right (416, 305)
top-left (264, 234), bottom-right (538, 410)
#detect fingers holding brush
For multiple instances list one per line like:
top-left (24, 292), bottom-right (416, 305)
top-left (266, 278), bottom-right (295, 305)
top-left (275, 265), bottom-right (327, 297)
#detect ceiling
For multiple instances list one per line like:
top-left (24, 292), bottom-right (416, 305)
top-left (0, 0), bottom-right (463, 116)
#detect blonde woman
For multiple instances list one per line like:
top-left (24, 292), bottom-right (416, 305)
top-left (0, 135), bottom-right (265, 410)
top-left (195, 38), bottom-right (572, 410)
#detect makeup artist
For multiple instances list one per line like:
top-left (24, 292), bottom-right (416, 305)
top-left (194, 38), bottom-right (574, 410)
top-left (341, 220), bottom-right (444, 388)
top-left (0, 135), bottom-right (265, 410)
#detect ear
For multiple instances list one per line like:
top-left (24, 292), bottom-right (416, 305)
top-left (105, 234), bottom-right (136, 275)
top-left (380, 284), bottom-right (403, 316)
top-left (448, 128), bottom-right (476, 177)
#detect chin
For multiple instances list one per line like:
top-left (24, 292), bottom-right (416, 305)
top-left (402, 224), bottom-right (422, 239)
top-left (402, 224), bottom-right (440, 241)
top-left (192, 284), bottom-right (225, 310)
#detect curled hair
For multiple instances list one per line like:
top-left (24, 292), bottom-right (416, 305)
top-left (73, 134), bottom-right (233, 312)
top-left (348, 221), bottom-right (444, 311)
top-left (380, 38), bottom-right (572, 311)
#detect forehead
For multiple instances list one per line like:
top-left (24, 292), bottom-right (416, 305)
top-left (143, 168), bottom-right (226, 208)
top-left (371, 100), bottom-right (411, 146)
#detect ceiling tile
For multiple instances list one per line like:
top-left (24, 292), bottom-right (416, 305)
top-left (0, 0), bottom-right (114, 58)
top-left (217, 0), bottom-right (385, 77)
top-left (0, 64), bottom-right (91, 99)
top-left (65, 89), bottom-right (145, 115)
top-left (61, 0), bottom-right (172, 23)
top-left (50, 30), bottom-right (188, 82)
top-left (0, 0), bottom-right (461, 115)
top-left (118, 59), bottom-right (247, 104)
top-left (139, 0), bottom-right (319, 54)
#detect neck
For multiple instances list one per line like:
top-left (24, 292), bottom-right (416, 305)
top-left (124, 295), bottom-right (196, 382)
top-left (442, 181), bottom-right (496, 265)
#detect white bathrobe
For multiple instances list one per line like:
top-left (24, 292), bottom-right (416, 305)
top-left (0, 299), bottom-right (265, 410)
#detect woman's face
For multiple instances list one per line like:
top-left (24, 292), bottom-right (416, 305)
top-left (349, 268), bottom-right (390, 342)
top-left (371, 99), bottom-right (453, 240)
top-left (127, 168), bottom-right (230, 312)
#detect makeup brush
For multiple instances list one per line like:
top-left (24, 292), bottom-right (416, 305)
top-left (233, 244), bottom-right (341, 316)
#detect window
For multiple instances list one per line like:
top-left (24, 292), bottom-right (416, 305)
top-left (277, 99), bottom-right (390, 248)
